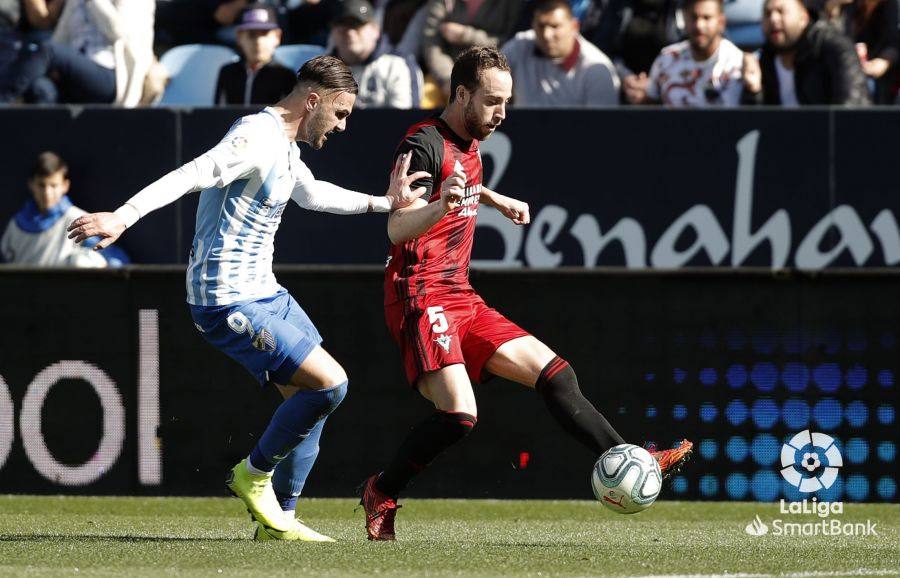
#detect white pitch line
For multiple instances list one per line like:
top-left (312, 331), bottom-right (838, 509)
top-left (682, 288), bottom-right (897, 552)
top-left (636, 574), bottom-right (768, 578)
top-left (635, 570), bottom-right (900, 578)
top-left (781, 568), bottom-right (900, 578)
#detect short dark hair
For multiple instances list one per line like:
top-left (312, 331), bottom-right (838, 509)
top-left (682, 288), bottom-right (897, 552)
top-left (683, 0), bottom-right (724, 11)
top-left (449, 46), bottom-right (511, 103)
top-left (533, 0), bottom-right (574, 16)
top-left (297, 55), bottom-right (359, 94)
top-left (31, 151), bottom-right (68, 180)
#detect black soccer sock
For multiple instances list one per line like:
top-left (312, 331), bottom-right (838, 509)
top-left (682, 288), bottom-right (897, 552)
top-left (536, 356), bottom-right (625, 456)
top-left (375, 410), bottom-right (477, 498)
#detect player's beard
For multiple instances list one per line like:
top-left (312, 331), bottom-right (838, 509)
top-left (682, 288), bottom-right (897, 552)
top-left (463, 100), bottom-right (495, 141)
top-left (306, 107), bottom-right (331, 150)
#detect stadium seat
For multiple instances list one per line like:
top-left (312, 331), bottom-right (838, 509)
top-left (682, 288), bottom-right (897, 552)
top-left (159, 44), bottom-right (239, 106)
top-left (724, 0), bottom-right (765, 49)
top-left (274, 44), bottom-right (326, 74)
top-left (726, 23), bottom-right (765, 50)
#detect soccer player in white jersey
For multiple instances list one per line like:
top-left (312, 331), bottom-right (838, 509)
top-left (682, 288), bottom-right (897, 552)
top-left (67, 56), bottom-right (429, 542)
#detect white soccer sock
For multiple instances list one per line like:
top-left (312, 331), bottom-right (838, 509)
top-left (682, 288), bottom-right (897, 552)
top-left (245, 459), bottom-right (268, 476)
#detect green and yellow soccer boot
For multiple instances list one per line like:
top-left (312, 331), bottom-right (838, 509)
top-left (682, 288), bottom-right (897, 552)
top-left (253, 519), bottom-right (336, 542)
top-left (225, 459), bottom-right (291, 533)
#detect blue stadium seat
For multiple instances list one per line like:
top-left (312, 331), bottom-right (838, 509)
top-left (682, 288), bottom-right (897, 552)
top-left (274, 44), bottom-right (326, 74)
top-left (159, 44), bottom-right (239, 106)
top-left (727, 23), bottom-right (765, 49)
top-left (724, 0), bottom-right (765, 49)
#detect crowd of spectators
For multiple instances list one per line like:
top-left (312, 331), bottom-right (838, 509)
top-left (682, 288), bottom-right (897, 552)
top-left (0, 0), bottom-right (897, 108)
top-left (0, 1), bottom-right (895, 268)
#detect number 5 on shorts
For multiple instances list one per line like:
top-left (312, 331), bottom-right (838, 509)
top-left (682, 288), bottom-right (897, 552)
top-left (427, 306), bottom-right (448, 334)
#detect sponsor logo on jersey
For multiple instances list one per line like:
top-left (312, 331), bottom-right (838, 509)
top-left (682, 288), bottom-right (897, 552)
top-left (459, 184), bottom-right (481, 218)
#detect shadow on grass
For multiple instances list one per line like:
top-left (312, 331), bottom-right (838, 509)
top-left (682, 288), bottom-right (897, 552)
top-left (0, 534), bottom-right (245, 543)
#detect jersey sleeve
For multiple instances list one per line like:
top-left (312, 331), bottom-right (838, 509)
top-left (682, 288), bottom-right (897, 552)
top-left (394, 128), bottom-right (442, 203)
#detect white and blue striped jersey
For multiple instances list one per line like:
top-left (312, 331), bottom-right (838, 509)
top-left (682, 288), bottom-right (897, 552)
top-left (186, 108), bottom-right (313, 306)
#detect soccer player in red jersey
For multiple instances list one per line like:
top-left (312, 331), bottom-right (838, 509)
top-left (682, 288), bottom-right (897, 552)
top-left (360, 46), bottom-right (693, 541)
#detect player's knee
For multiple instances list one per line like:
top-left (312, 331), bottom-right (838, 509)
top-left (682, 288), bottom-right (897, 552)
top-left (429, 396), bottom-right (477, 419)
top-left (319, 380), bottom-right (348, 416)
top-left (302, 363), bottom-right (347, 390)
top-left (438, 410), bottom-right (477, 438)
top-left (528, 342), bottom-right (559, 379)
top-left (535, 356), bottom-right (577, 393)
top-left (326, 364), bottom-right (348, 388)
top-left (293, 347), bottom-right (348, 389)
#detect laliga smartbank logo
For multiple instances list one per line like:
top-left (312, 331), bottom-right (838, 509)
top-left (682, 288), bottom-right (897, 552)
top-left (743, 430), bottom-right (878, 538)
top-left (779, 429), bottom-right (842, 492)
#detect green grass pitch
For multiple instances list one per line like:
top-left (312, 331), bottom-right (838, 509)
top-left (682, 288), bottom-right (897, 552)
top-left (0, 495), bottom-right (897, 577)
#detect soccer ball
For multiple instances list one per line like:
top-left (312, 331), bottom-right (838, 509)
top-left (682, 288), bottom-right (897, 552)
top-left (592, 444), bottom-right (662, 514)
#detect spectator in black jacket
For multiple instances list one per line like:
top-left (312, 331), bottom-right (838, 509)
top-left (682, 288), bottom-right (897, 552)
top-left (842, 0), bottom-right (899, 103)
top-left (214, 4), bottom-right (296, 105)
top-left (751, 0), bottom-right (870, 105)
top-left (1, 0), bottom-right (63, 82)
top-left (420, 0), bottom-right (522, 99)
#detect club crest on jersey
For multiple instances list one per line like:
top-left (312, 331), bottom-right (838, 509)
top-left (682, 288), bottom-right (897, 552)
top-left (434, 334), bottom-right (452, 353)
top-left (252, 328), bottom-right (276, 352)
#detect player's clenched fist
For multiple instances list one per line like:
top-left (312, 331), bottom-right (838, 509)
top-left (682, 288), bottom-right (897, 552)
top-left (67, 212), bottom-right (126, 250)
top-left (440, 163), bottom-right (466, 213)
top-left (498, 197), bottom-right (530, 225)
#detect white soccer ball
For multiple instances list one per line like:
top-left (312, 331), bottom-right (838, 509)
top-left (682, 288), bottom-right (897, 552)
top-left (592, 444), bottom-right (662, 514)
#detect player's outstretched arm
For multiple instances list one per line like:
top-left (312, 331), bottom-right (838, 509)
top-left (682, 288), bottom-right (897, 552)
top-left (70, 118), bottom-right (276, 249)
top-left (67, 158), bottom-right (215, 250)
top-left (387, 164), bottom-right (464, 244)
top-left (291, 152), bottom-right (430, 215)
top-left (67, 160), bottom-right (210, 249)
top-left (479, 187), bottom-right (530, 225)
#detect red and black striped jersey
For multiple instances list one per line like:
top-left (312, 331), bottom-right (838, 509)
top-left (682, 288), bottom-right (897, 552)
top-left (384, 117), bottom-right (483, 306)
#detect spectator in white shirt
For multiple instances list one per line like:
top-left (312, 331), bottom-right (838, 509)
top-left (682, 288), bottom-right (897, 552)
top-left (502, 0), bottom-right (620, 106)
top-left (624, 0), bottom-right (760, 106)
top-left (0, 0), bottom-right (153, 106)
